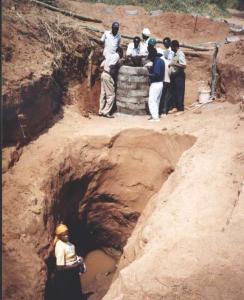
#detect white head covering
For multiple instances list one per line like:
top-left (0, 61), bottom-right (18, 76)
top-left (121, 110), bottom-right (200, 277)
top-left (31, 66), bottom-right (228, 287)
top-left (142, 28), bottom-right (151, 37)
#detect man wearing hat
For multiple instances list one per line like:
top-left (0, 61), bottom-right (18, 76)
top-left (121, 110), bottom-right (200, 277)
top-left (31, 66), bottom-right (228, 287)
top-left (141, 28), bottom-right (151, 55)
top-left (101, 22), bottom-right (121, 58)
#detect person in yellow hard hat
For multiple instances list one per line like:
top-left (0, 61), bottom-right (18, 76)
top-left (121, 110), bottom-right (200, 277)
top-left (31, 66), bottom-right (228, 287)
top-left (54, 224), bottom-right (85, 300)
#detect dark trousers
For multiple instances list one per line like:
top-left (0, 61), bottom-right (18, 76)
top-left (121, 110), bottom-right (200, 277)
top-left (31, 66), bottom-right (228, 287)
top-left (55, 268), bottom-right (82, 300)
top-left (159, 82), bottom-right (171, 115)
top-left (170, 71), bottom-right (185, 111)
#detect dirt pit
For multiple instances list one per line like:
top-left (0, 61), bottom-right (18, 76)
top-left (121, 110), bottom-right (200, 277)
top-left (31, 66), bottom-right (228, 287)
top-left (43, 129), bottom-right (195, 299)
top-left (3, 128), bottom-right (195, 300)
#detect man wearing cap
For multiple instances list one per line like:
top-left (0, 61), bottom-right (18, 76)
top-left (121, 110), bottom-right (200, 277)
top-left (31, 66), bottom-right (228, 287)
top-left (98, 47), bottom-right (123, 118)
top-left (101, 22), bottom-right (121, 58)
top-left (168, 40), bottom-right (186, 112)
top-left (147, 39), bottom-right (165, 122)
top-left (141, 28), bottom-right (151, 55)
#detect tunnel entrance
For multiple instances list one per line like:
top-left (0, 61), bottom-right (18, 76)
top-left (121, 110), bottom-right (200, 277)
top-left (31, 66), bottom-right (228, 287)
top-left (44, 129), bottom-right (196, 300)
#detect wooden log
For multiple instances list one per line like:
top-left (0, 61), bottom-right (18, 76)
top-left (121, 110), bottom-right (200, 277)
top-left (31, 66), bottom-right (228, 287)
top-left (31, 0), bottom-right (102, 23)
top-left (87, 45), bottom-right (94, 89)
top-left (210, 43), bottom-right (219, 99)
top-left (79, 24), bottom-right (214, 51)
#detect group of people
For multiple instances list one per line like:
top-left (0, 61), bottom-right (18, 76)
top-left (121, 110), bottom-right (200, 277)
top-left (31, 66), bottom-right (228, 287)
top-left (98, 22), bottom-right (187, 121)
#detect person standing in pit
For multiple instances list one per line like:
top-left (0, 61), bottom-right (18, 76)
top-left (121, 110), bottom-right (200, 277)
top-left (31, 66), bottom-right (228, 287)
top-left (98, 47), bottom-right (123, 118)
top-left (147, 39), bottom-right (165, 122)
top-left (54, 224), bottom-right (85, 300)
top-left (168, 40), bottom-right (186, 113)
top-left (101, 21), bottom-right (121, 58)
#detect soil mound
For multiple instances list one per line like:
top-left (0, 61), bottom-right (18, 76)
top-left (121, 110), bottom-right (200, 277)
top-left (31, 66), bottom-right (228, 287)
top-left (218, 40), bottom-right (244, 103)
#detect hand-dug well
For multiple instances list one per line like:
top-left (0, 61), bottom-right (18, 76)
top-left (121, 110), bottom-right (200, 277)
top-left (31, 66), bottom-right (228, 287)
top-left (116, 66), bottom-right (149, 115)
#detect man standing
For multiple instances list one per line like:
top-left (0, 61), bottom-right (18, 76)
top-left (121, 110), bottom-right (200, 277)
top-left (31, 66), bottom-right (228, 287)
top-left (159, 54), bottom-right (171, 117)
top-left (162, 37), bottom-right (174, 60)
top-left (158, 37), bottom-right (173, 117)
top-left (169, 40), bottom-right (186, 112)
top-left (141, 28), bottom-right (151, 55)
top-left (147, 40), bottom-right (165, 122)
top-left (101, 22), bottom-right (121, 58)
top-left (98, 47), bottom-right (123, 118)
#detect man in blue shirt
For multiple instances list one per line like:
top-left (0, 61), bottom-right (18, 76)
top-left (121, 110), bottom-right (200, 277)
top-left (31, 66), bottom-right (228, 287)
top-left (147, 38), bottom-right (165, 122)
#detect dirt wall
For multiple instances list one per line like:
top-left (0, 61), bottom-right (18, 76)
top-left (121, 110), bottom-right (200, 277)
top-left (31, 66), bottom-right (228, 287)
top-left (2, 129), bottom-right (195, 300)
top-left (218, 40), bottom-right (244, 103)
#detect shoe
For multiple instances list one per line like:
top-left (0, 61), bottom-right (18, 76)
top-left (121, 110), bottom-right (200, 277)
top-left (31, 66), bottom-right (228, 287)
top-left (98, 112), bottom-right (103, 116)
top-left (148, 116), bottom-right (153, 120)
top-left (149, 118), bottom-right (160, 122)
top-left (168, 108), bottom-right (177, 114)
top-left (103, 114), bottom-right (114, 118)
top-left (160, 114), bottom-right (167, 118)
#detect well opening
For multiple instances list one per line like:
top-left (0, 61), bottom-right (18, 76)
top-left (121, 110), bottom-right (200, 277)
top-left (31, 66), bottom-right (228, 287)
top-left (44, 129), bottom-right (196, 299)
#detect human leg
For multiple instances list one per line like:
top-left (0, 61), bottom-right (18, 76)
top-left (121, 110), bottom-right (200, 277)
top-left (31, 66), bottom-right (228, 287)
top-left (100, 73), bottom-right (115, 116)
top-left (98, 72), bottom-right (106, 115)
top-left (175, 72), bottom-right (185, 111)
top-left (161, 82), bottom-right (171, 115)
top-left (148, 82), bottom-right (163, 120)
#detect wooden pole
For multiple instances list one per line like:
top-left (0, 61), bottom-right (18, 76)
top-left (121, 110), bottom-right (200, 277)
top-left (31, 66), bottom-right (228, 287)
top-left (81, 24), bottom-right (214, 51)
top-left (193, 15), bottom-right (198, 33)
top-left (210, 43), bottom-right (219, 99)
top-left (31, 0), bottom-right (102, 23)
top-left (87, 43), bottom-right (94, 89)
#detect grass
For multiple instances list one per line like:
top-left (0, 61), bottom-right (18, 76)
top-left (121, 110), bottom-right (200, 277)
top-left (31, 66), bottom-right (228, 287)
top-left (75, 0), bottom-right (243, 17)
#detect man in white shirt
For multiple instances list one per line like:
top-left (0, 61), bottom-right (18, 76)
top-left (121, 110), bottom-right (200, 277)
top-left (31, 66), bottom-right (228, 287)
top-left (156, 37), bottom-right (174, 60)
top-left (126, 36), bottom-right (147, 66)
top-left (159, 55), bottom-right (171, 117)
top-left (162, 37), bottom-right (174, 60)
top-left (99, 47), bottom-right (123, 118)
top-left (158, 37), bottom-right (173, 117)
top-left (141, 28), bottom-right (151, 56)
top-left (101, 22), bottom-right (121, 58)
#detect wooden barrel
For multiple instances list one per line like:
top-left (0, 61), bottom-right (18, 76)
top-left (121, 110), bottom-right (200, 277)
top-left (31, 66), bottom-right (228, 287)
top-left (116, 66), bottom-right (149, 115)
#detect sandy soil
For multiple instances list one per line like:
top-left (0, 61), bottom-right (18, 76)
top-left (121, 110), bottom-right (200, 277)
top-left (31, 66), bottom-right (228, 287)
top-left (2, 1), bottom-right (244, 299)
top-left (3, 101), bottom-right (244, 299)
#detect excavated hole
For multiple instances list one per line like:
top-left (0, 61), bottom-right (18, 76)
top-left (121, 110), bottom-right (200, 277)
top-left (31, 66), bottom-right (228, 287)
top-left (44, 129), bottom-right (196, 300)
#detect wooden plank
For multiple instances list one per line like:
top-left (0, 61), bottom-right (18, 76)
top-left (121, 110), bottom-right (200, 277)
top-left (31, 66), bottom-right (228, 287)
top-left (31, 0), bottom-right (102, 23)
